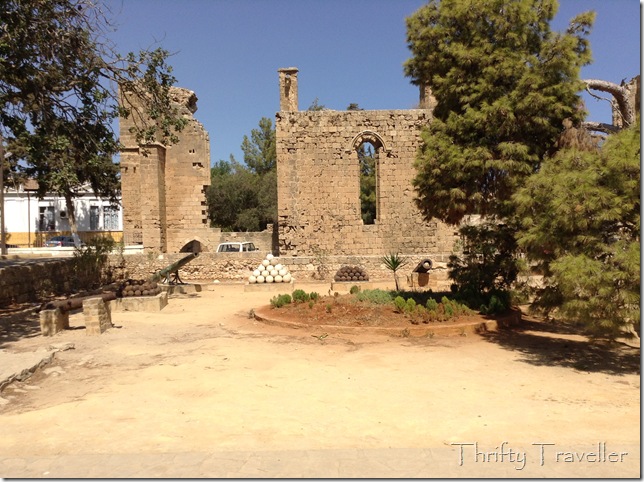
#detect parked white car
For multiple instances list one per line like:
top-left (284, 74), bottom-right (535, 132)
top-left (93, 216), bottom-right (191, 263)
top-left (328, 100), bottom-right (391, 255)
top-left (216, 242), bottom-right (259, 253)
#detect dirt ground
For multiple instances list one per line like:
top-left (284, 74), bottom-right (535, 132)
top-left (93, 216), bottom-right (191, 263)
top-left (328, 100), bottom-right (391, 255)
top-left (0, 281), bottom-right (640, 477)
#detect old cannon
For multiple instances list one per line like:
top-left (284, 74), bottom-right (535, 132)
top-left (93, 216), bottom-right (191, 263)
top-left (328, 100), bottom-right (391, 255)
top-left (40, 292), bottom-right (117, 313)
top-left (149, 252), bottom-right (199, 285)
top-left (410, 258), bottom-right (433, 289)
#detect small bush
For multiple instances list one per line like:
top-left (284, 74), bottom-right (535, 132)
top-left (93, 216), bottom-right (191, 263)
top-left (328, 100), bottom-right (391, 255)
top-left (405, 298), bottom-right (417, 313)
top-left (270, 293), bottom-right (292, 308)
top-left (309, 292), bottom-right (320, 301)
top-left (71, 236), bottom-right (116, 289)
top-left (356, 289), bottom-right (393, 304)
top-left (325, 304), bottom-right (332, 313)
top-left (394, 296), bottom-right (407, 313)
top-left (482, 295), bottom-right (507, 315)
top-left (411, 304), bottom-right (427, 324)
top-left (426, 298), bottom-right (439, 312)
top-left (308, 301), bottom-right (315, 309)
top-left (292, 289), bottom-right (310, 303)
top-left (349, 285), bottom-right (361, 294)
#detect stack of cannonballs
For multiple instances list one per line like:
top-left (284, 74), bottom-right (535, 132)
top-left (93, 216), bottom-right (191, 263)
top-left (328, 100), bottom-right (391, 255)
top-left (334, 265), bottom-right (369, 282)
top-left (248, 254), bottom-right (292, 284)
top-left (116, 279), bottom-right (162, 297)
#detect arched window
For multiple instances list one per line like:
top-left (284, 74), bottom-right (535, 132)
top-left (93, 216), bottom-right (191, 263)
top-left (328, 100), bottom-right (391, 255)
top-left (358, 141), bottom-right (377, 224)
top-left (349, 131), bottom-right (387, 225)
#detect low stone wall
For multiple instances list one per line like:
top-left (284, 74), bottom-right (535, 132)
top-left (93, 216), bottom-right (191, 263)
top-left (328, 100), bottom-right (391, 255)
top-left (0, 258), bottom-right (78, 307)
top-left (111, 252), bottom-right (454, 289)
top-left (0, 250), bottom-right (456, 309)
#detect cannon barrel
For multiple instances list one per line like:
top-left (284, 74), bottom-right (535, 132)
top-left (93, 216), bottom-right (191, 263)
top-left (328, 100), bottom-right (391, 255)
top-left (40, 292), bottom-right (117, 313)
top-left (148, 252), bottom-right (199, 283)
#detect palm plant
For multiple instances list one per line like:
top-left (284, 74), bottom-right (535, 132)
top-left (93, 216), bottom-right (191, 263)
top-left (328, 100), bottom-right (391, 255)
top-left (381, 253), bottom-right (409, 291)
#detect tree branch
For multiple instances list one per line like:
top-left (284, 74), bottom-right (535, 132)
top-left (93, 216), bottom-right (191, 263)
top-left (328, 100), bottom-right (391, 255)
top-left (583, 79), bottom-right (634, 127)
top-left (581, 121), bottom-right (620, 134)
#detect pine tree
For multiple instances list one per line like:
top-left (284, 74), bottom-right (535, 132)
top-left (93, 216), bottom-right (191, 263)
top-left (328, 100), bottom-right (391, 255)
top-left (405, 0), bottom-right (594, 224)
top-left (515, 119), bottom-right (640, 338)
top-left (404, 0), bottom-right (594, 298)
top-left (240, 117), bottom-right (276, 175)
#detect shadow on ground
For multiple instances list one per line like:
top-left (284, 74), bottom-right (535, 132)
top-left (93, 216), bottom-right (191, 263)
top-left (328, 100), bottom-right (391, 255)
top-left (0, 308), bottom-right (42, 349)
top-left (480, 317), bottom-right (640, 375)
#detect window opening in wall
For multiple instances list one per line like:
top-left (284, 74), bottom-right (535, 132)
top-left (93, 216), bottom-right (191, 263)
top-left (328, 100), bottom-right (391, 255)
top-left (39, 206), bottom-right (55, 231)
top-left (103, 206), bottom-right (119, 231)
top-left (90, 206), bottom-right (99, 230)
top-left (358, 141), bottom-right (377, 224)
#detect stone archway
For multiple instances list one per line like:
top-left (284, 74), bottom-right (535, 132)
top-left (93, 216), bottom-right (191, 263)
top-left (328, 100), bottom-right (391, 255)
top-left (347, 130), bottom-right (389, 154)
top-left (179, 237), bottom-right (209, 253)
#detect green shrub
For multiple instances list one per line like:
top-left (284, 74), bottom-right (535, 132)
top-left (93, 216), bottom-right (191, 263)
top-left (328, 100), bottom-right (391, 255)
top-left (308, 301), bottom-right (315, 309)
top-left (410, 304), bottom-right (427, 324)
top-left (325, 304), bottom-right (332, 313)
top-left (394, 296), bottom-right (407, 313)
top-left (426, 298), bottom-right (439, 312)
top-left (485, 295), bottom-right (507, 315)
top-left (270, 293), bottom-right (292, 308)
top-left (405, 298), bottom-right (417, 313)
top-left (356, 289), bottom-right (393, 304)
top-left (309, 292), bottom-right (320, 301)
top-left (71, 236), bottom-right (116, 289)
top-left (349, 285), bottom-right (361, 294)
top-left (292, 289), bottom-right (310, 303)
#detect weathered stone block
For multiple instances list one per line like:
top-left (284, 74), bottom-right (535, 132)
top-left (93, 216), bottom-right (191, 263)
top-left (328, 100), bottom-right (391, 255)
top-left (111, 291), bottom-right (168, 312)
top-left (83, 297), bottom-right (112, 335)
top-left (39, 308), bottom-right (69, 337)
top-left (244, 280), bottom-right (295, 293)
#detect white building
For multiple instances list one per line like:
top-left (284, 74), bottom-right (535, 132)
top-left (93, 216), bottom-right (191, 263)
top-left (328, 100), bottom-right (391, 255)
top-left (2, 180), bottom-right (123, 247)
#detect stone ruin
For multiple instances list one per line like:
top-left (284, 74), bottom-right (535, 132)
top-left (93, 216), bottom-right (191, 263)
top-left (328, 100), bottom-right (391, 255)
top-left (119, 86), bottom-right (220, 253)
top-left (119, 69), bottom-right (459, 260)
top-left (275, 67), bottom-right (458, 257)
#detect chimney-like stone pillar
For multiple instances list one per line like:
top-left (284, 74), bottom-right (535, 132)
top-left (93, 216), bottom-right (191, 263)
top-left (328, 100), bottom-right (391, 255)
top-left (278, 67), bottom-right (299, 111)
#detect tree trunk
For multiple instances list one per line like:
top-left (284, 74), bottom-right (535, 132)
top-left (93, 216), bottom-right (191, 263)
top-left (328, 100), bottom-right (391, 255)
top-left (63, 193), bottom-right (81, 248)
top-left (0, 135), bottom-right (6, 255)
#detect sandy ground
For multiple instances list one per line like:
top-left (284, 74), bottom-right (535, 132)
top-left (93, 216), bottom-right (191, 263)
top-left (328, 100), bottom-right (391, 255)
top-left (0, 282), bottom-right (640, 477)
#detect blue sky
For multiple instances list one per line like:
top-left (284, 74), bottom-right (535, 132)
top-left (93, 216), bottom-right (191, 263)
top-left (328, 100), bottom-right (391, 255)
top-left (105, 0), bottom-right (641, 166)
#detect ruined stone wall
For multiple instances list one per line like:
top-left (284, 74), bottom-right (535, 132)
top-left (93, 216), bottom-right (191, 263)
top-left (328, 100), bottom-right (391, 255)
top-left (275, 108), bottom-right (458, 257)
top-left (119, 87), bottom-right (220, 253)
top-left (164, 91), bottom-right (213, 252)
top-left (120, 144), bottom-right (168, 252)
top-left (111, 252), bottom-right (453, 290)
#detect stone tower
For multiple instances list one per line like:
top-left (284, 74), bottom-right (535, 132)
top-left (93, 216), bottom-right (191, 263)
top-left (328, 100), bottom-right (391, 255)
top-left (119, 86), bottom-right (218, 253)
